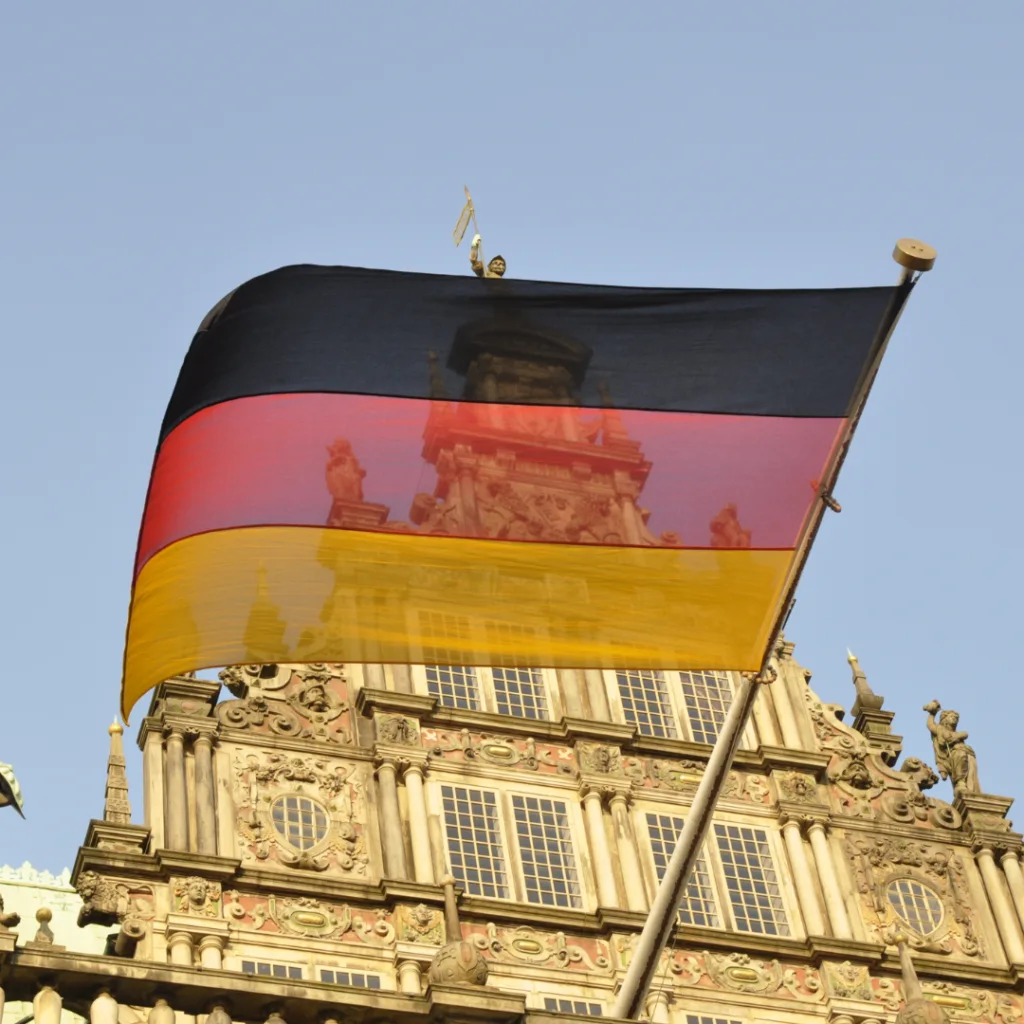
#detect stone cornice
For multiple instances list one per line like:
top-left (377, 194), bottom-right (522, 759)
top-left (356, 686), bottom-right (437, 718)
top-left (80, 819), bottom-right (151, 856)
top-left (155, 851), bottom-right (242, 881)
top-left (215, 727), bottom-right (376, 762)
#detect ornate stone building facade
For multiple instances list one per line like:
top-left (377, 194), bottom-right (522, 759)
top-left (2, 326), bottom-right (1022, 1024)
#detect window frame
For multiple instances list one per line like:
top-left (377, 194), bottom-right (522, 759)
top-left (605, 670), bottom-right (755, 748)
top-left (412, 664), bottom-right (562, 721)
top-left (637, 806), bottom-right (794, 937)
top-left (431, 780), bottom-right (594, 909)
top-left (239, 959), bottom-right (304, 980)
top-left (317, 966), bottom-right (384, 989)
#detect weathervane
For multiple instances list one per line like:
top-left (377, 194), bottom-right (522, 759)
top-left (453, 187), bottom-right (506, 278)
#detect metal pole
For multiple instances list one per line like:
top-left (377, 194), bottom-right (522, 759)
top-left (612, 670), bottom-right (761, 1019)
top-left (611, 238), bottom-right (935, 1020)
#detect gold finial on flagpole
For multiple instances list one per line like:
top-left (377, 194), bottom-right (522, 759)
top-left (453, 187), bottom-right (506, 278)
top-left (893, 238), bottom-right (936, 273)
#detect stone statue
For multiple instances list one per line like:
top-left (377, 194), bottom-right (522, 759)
top-left (923, 700), bottom-right (980, 795)
top-left (0, 893), bottom-right (21, 930)
top-left (0, 761), bottom-right (24, 817)
top-left (325, 438), bottom-right (366, 502)
top-left (469, 233), bottom-right (506, 279)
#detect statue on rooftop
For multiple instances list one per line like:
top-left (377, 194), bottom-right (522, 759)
top-left (923, 700), bottom-right (981, 795)
top-left (0, 761), bottom-right (24, 817)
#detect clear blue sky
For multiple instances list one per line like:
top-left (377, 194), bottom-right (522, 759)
top-left (2, 5), bottom-right (1021, 868)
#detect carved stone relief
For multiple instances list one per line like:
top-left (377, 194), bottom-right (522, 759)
top-left (845, 835), bottom-right (982, 956)
top-left (172, 876), bottom-right (221, 917)
top-left (222, 892), bottom-right (395, 945)
top-left (75, 872), bottom-right (154, 929)
top-left (217, 665), bottom-right (351, 743)
top-left (467, 922), bottom-right (611, 972)
top-left (375, 713), bottom-right (420, 747)
top-left (396, 902), bottom-right (445, 945)
top-left (425, 728), bottom-right (573, 774)
top-left (232, 751), bottom-right (369, 875)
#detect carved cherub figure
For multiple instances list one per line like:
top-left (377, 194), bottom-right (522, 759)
top-left (923, 701), bottom-right (980, 795)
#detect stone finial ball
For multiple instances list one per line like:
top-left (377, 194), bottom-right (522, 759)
top-left (36, 907), bottom-right (52, 923)
top-left (427, 940), bottom-right (488, 987)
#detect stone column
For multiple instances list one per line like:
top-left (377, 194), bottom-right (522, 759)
top-left (192, 732), bottom-right (218, 856)
top-left (375, 756), bottom-right (409, 879)
top-left (583, 669), bottom-right (611, 720)
top-left (580, 782), bottom-right (618, 907)
top-left (608, 790), bottom-right (647, 912)
top-left (770, 678), bottom-right (802, 749)
top-left (164, 725), bottom-right (189, 850)
top-left (646, 990), bottom-right (671, 1024)
top-left (1001, 849), bottom-right (1024, 931)
top-left (781, 817), bottom-right (824, 935)
top-left (33, 986), bottom-right (62, 1024)
top-left (148, 999), bottom-right (175, 1024)
top-left (751, 685), bottom-right (779, 746)
top-left (364, 664), bottom-right (386, 689)
top-left (402, 758), bottom-right (434, 884)
top-left (90, 990), bottom-right (119, 1024)
top-left (397, 960), bottom-right (422, 994)
top-left (557, 668), bottom-right (585, 718)
top-left (978, 845), bottom-right (1024, 963)
top-left (198, 934), bottom-right (225, 970)
top-left (807, 820), bottom-right (853, 938)
top-left (167, 931), bottom-right (194, 966)
top-left (392, 664), bottom-right (413, 693)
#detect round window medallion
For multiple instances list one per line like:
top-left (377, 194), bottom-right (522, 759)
top-left (270, 795), bottom-right (330, 851)
top-left (886, 878), bottom-right (944, 936)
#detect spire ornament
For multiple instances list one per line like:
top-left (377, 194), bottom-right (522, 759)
top-left (103, 718), bottom-right (132, 825)
top-left (894, 936), bottom-right (949, 1024)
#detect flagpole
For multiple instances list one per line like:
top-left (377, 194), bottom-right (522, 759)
top-left (610, 238), bottom-right (935, 1021)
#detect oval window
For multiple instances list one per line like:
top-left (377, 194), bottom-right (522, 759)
top-left (886, 878), bottom-right (944, 936)
top-left (271, 795), bottom-right (329, 851)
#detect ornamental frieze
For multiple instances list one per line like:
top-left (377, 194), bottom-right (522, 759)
top-left (217, 664), bottom-right (351, 743)
top-left (232, 751), bottom-right (369, 875)
top-left (465, 921), bottom-right (611, 972)
top-left (425, 728), bottom-right (574, 775)
top-left (221, 891), bottom-right (395, 946)
top-left (613, 939), bottom-right (822, 1002)
top-left (374, 712), bottom-right (421, 746)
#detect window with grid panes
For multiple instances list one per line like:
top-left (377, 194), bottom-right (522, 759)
top-left (319, 968), bottom-right (382, 989)
top-left (425, 665), bottom-right (481, 710)
top-left (544, 998), bottom-right (603, 1015)
top-left (713, 823), bottom-right (789, 935)
top-left (678, 670), bottom-right (733, 744)
top-left (441, 785), bottom-right (510, 898)
top-left (686, 1016), bottom-right (743, 1024)
top-left (270, 795), bottom-right (329, 851)
top-left (512, 795), bottom-right (582, 908)
top-left (492, 667), bottom-right (549, 719)
top-left (420, 611), bottom-right (473, 663)
top-left (646, 812), bottom-right (720, 927)
top-left (241, 960), bottom-right (303, 979)
top-left (616, 670), bottom-right (677, 737)
top-left (886, 878), bottom-right (944, 936)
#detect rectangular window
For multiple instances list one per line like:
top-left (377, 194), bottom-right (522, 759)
top-left (685, 1017), bottom-right (743, 1024)
top-left (426, 665), bottom-right (481, 710)
top-left (493, 667), bottom-right (549, 719)
top-left (420, 610), bottom-right (473, 665)
top-left (617, 670), bottom-right (678, 737)
top-left (714, 823), bottom-right (789, 935)
top-left (441, 785), bottom-right (510, 898)
top-left (319, 968), bottom-right (382, 989)
top-left (646, 813), bottom-right (719, 927)
top-left (241, 960), bottom-right (303, 980)
top-left (512, 795), bottom-right (582, 908)
top-left (678, 671), bottom-right (733, 744)
top-left (544, 998), bottom-right (603, 1016)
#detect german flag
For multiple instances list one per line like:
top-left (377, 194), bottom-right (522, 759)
top-left (122, 264), bottom-right (903, 720)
